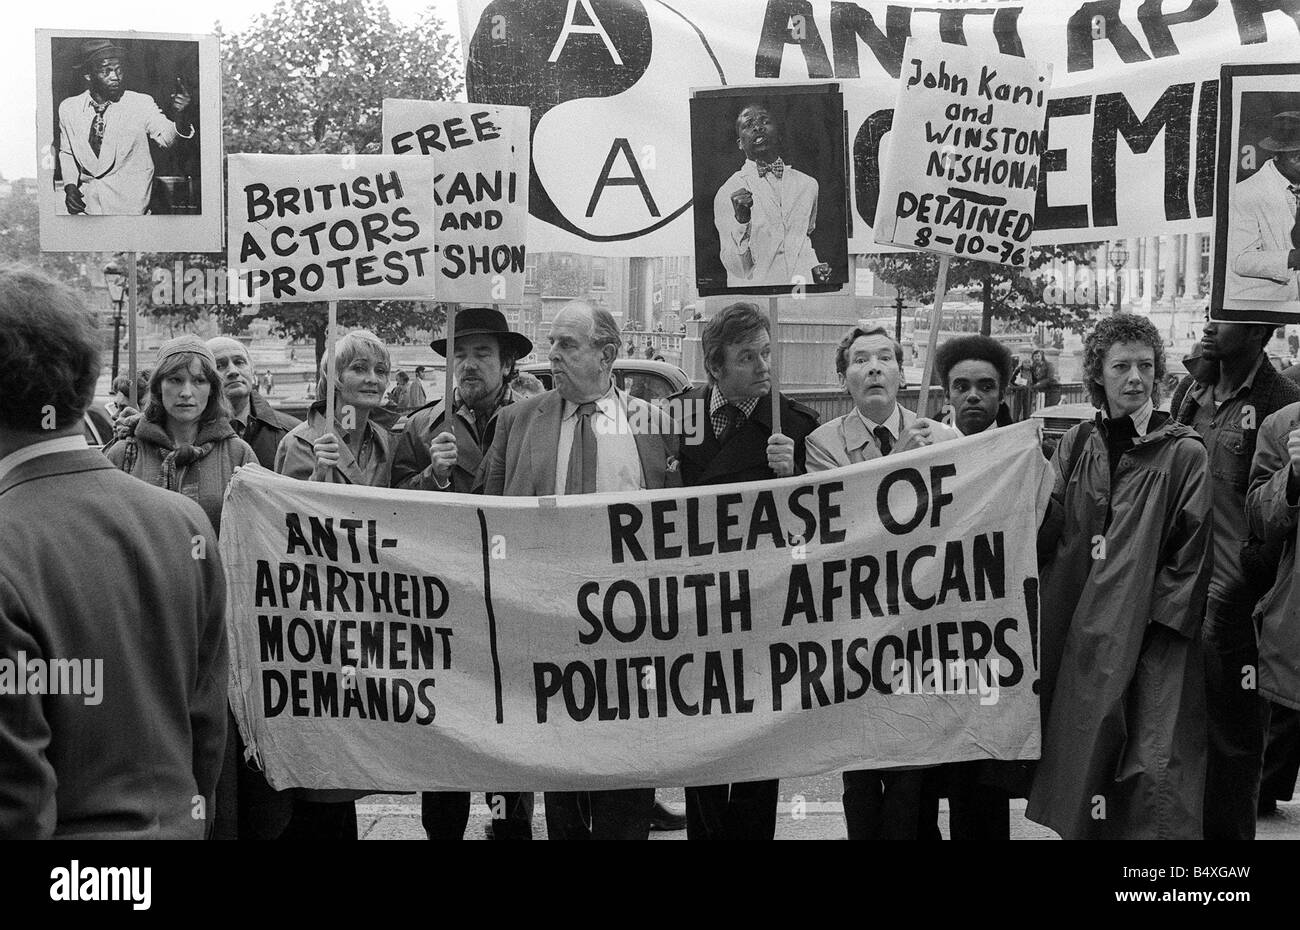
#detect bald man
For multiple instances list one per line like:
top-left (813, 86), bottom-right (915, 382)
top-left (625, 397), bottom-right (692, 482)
top-left (207, 337), bottom-right (300, 469)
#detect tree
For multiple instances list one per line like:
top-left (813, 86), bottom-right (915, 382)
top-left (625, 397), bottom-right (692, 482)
top-left (221, 0), bottom-right (461, 158)
top-left (868, 242), bottom-right (1106, 336)
top-left (139, 0), bottom-right (461, 360)
top-left (0, 189), bottom-right (94, 290)
top-left (537, 255), bottom-right (593, 299)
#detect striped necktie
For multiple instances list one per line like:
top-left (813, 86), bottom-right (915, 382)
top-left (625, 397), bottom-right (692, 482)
top-left (89, 100), bottom-right (110, 157)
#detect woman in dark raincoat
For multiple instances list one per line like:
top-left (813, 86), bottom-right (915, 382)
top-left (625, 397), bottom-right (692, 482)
top-left (1027, 314), bottom-right (1212, 839)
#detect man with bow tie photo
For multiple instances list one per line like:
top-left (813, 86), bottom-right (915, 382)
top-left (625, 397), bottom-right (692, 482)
top-left (1226, 109), bottom-right (1300, 304)
top-left (57, 38), bottom-right (195, 216)
top-left (712, 101), bottom-right (832, 289)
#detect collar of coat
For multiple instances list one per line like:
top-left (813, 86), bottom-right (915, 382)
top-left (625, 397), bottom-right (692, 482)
top-left (1093, 408), bottom-right (1201, 448)
top-left (247, 390), bottom-right (288, 429)
top-left (133, 414), bottom-right (235, 449)
top-left (1183, 350), bottom-right (1268, 393)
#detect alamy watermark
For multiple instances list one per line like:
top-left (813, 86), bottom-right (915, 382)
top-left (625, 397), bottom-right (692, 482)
top-left (0, 652), bottom-right (103, 705)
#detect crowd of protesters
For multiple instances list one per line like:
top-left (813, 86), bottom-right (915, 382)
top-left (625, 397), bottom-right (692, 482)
top-left (2, 263), bottom-right (1299, 840)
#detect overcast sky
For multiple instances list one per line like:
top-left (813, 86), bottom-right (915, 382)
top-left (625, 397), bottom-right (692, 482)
top-left (2, 0), bottom-right (465, 181)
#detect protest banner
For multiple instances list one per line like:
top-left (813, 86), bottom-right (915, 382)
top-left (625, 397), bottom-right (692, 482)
top-left (226, 154), bottom-right (439, 304)
top-left (221, 421), bottom-right (1048, 792)
top-left (872, 38), bottom-right (1052, 411)
top-left (36, 29), bottom-right (223, 253)
top-left (1210, 62), bottom-right (1300, 325)
top-left (382, 99), bottom-right (531, 304)
top-left (457, 0), bottom-right (1299, 256)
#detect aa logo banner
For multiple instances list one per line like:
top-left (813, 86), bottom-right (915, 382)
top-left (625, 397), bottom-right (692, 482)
top-left (456, 0), bottom-right (1300, 256)
top-left (221, 421), bottom-right (1049, 792)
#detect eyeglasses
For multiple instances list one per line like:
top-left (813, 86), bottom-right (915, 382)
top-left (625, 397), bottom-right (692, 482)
top-left (93, 63), bottom-right (123, 78)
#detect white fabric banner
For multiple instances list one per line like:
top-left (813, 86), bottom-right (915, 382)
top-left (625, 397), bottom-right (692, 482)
top-left (221, 421), bottom-right (1048, 792)
top-left (457, 0), bottom-right (1300, 256)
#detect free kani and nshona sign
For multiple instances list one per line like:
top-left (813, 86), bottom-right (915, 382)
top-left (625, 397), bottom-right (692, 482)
top-left (383, 99), bottom-right (531, 304)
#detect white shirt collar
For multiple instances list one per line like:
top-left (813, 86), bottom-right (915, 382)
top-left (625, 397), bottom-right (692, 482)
top-left (857, 403), bottom-right (902, 440)
top-left (561, 382), bottom-right (619, 421)
top-left (1107, 398), bottom-right (1154, 436)
top-left (0, 435), bottom-right (89, 486)
top-left (1130, 398), bottom-right (1154, 436)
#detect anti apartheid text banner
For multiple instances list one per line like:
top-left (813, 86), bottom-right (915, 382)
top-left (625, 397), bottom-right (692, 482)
top-left (222, 422), bottom-right (1048, 792)
top-left (226, 154), bottom-right (438, 303)
top-left (458, 0), bottom-right (1300, 256)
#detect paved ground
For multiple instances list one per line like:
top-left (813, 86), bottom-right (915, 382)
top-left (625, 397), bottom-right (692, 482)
top-left (358, 773), bottom-right (1300, 839)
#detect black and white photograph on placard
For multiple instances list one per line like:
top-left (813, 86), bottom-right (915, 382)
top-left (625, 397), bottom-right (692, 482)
top-left (36, 29), bottom-right (222, 253)
top-left (51, 35), bottom-right (201, 216)
top-left (1213, 64), bottom-right (1300, 324)
top-left (690, 84), bottom-right (848, 297)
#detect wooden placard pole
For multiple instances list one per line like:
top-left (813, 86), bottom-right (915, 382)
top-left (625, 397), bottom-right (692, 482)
top-left (126, 251), bottom-right (138, 409)
top-left (443, 302), bottom-right (458, 426)
top-left (325, 300), bottom-right (338, 429)
top-left (768, 296), bottom-right (782, 436)
top-left (914, 254), bottom-right (951, 418)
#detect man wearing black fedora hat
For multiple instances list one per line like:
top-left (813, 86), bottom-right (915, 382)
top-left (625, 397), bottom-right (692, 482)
top-left (391, 306), bottom-right (537, 839)
top-left (57, 37), bottom-right (194, 216)
top-left (1227, 109), bottom-right (1300, 303)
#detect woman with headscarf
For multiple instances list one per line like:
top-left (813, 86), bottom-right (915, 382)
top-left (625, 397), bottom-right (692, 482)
top-left (276, 329), bottom-right (394, 487)
top-left (104, 335), bottom-right (257, 841)
top-left (270, 329), bottom-right (394, 840)
top-left (105, 335), bottom-right (255, 534)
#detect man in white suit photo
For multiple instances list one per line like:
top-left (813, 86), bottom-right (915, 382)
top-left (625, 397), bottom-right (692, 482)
top-left (712, 102), bottom-right (831, 289)
top-left (1226, 109), bottom-right (1300, 304)
top-left (57, 38), bottom-right (195, 216)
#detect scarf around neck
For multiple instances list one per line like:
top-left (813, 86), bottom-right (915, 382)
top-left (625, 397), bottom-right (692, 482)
top-left (117, 415), bottom-right (236, 491)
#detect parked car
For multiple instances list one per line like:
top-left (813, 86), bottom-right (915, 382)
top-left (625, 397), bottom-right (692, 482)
top-left (83, 403), bottom-right (114, 451)
top-left (517, 358), bottom-right (692, 403)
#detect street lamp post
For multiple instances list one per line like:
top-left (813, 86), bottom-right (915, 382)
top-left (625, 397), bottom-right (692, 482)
top-left (103, 262), bottom-right (126, 379)
top-left (1108, 242), bottom-right (1129, 314)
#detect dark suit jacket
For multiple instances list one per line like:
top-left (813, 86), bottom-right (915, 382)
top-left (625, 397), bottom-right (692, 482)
top-left (481, 388), bottom-right (681, 495)
top-left (671, 384), bottom-right (820, 487)
top-left (240, 392), bottom-right (301, 470)
top-left (0, 448), bottom-right (228, 838)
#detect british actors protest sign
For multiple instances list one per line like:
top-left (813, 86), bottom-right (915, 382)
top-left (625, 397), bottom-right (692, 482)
top-left (383, 99), bottom-right (530, 304)
top-left (874, 41), bottom-right (1051, 267)
top-left (226, 154), bottom-right (439, 304)
top-left (221, 423), bottom-right (1047, 792)
top-left (36, 29), bottom-right (222, 252)
top-left (457, 0), bottom-right (1297, 257)
top-left (1211, 63), bottom-right (1300, 325)
top-left (690, 84), bottom-right (849, 296)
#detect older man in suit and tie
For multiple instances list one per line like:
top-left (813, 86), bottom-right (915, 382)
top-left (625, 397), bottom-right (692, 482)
top-left (480, 300), bottom-right (679, 839)
top-left (805, 325), bottom-right (957, 839)
top-left (58, 38), bottom-right (195, 216)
